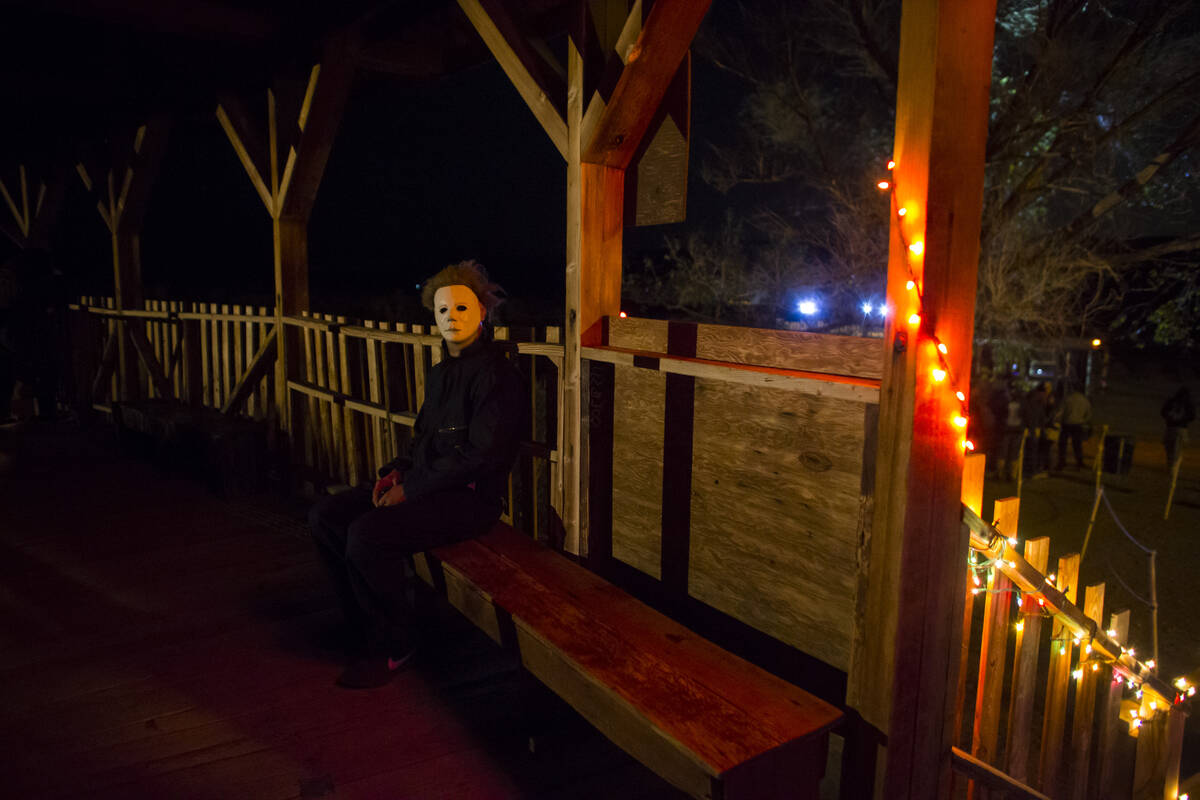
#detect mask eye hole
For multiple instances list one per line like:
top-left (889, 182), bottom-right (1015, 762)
top-left (456, 304), bottom-right (468, 312)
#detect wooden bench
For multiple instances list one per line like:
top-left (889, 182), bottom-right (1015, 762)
top-left (413, 523), bottom-right (843, 800)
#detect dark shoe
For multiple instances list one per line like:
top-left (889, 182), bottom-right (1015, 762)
top-left (335, 649), bottom-right (417, 689)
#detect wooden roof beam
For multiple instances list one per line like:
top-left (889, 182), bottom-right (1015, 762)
top-left (582, 0), bottom-right (709, 169)
top-left (456, 0), bottom-right (569, 159)
top-left (279, 34), bottom-right (357, 222)
top-left (216, 94), bottom-right (274, 215)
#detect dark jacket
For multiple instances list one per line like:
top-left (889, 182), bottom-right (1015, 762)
top-left (392, 333), bottom-right (524, 510)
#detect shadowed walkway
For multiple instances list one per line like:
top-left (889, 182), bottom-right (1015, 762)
top-left (0, 419), bottom-right (683, 799)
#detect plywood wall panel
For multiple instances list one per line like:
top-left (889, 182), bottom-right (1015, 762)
top-left (608, 317), bottom-right (668, 352)
top-left (688, 378), bottom-right (869, 669)
top-left (695, 324), bottom-right (884, 380)
top-left (611, 365), bottom-right (666, 578)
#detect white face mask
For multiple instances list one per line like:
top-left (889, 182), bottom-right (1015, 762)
top-left (433, 284), bottom-right (485, 350)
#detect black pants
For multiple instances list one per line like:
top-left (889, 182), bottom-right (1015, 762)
top-left (308, 485), bottom-right (500, 654)
top-left (1059, 424), bottom-right (1086, 468)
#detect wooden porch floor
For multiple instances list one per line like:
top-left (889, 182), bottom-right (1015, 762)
top-left (0, 419), bottom-right (685, 799)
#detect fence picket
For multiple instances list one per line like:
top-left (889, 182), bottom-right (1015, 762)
top-left (969, 497), bottom-right (1020, 799)
top-left (1040, 552), bottom-right (1082, 796)
top-left (1005, 536), bottom-right (1050, 784)
top-left (1097, 609), bottom-right (1132, 800)
top-left (1069, 583), bottom-right (1107, 799)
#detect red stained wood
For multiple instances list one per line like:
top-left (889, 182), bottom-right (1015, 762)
top-left (428, 524), bottom-right (841, 782)
top-left (583, 0), bottom-right (712, 169)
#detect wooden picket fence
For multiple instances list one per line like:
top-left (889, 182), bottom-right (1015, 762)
top-left (68, 296), bottom-right (565, 539)
top-left (953, 452), bottom-right (1192, 800)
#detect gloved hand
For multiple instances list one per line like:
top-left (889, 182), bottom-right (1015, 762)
top-left (372, 469), bottom-right (402, 507)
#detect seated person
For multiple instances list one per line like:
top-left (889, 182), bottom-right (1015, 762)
top-left (308, 260), bottom-right (524, 688)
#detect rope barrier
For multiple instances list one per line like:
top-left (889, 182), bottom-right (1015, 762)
top-left (1100, 489), bottom-right (1154, 554)
top-left (1104, 556), bottom-right (1154, 609)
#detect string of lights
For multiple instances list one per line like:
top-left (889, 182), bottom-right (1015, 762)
top-left (882, 159), bottom-right (1197, 731)
top-left (876, 162), bottom-right (975, 451)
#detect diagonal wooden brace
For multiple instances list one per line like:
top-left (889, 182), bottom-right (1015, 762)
top-left (222, 327), bottom-right (278, 417)
top-left (126, 323), bottom-right (175, 401)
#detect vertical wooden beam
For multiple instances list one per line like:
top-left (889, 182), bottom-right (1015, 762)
top-left (1005, 535), bottom-right (1050, 784)
top-left (563, 18), bottom-right (587, 555)
top-left (846, 1), bottom-right (997, 798)
top-left (1068, 583), bottom-right (1106, 800)
top-left (1039, 552), bottom-right (1081, 795)
top-left (955, 452), bottom-right (986, 748)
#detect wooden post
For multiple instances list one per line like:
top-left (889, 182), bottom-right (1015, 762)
top-left (1096, 609), bottom-right (1132, 800)
top-left (967, 497), bottom-right (1019, 799)
top-left (1005, 536), bottom-right (1050, 784)
top-left (559, 0), bottom-right (708, 555)
top-left (1068, 583), bottom-right (1106, 800)
top-left (845, 1), bottom-right (997, 797)
top-left (216, 38), bottom-right (353, 469)
top-left (1039, 552), bottom-right (1081, 795)
top-left (955, 453), bottom-right (987, 748)
top-left (77, 121), bottom-right (170, 402)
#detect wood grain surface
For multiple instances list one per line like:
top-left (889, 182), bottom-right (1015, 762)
top-left (695, 323), bottom-right (884, 380)
top-left (611, 365), bottom-right (666, 578)
top-left (688, 378), bottom-right (869, 670)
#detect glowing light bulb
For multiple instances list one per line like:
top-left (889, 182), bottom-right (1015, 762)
top-left (898, 207), bottom-right (907, 217)
top-left (906, 280), bottom-right (916, 291)
top-left (887, 160), bottom-right (895, 170)
top-left (953, 415), bottom-right (967, 428)
top-left (1007, 536), bottom-right (1018, 546)
top-left (1189, 687), bottom-right (1196, 697)
top-left (1108, 629), bottom-right (1118, 639)
top-left (908, 313), bottom-right (921, 326)
top-left (956, 391), bottom-right (966, 402)
top-left (1092, 663), bottom-right (1099, 672)
top-left (1132, 718), bottom-right (1142, 729)
top-left (1073, 669), bottom-right (1083, 680)
top-left (619, 311), bottom-right (627, 318)
top-left (1091, 338), bottom-right (1101, 347)
top-left (877, 181), bottom-right (890, 190)
top-left (1015, 621), bottom-right (1024, 632)
top-left (964, 439), bottom-right (975, 451)
top-left (1146, 659), bottom-right (1156, 669)
top-left (908, 242), bottom-right (924, 256)
top-left (932, 368), bottom-right (947, 382)
top-left (937, 342), bottom-right (948, 355)
top-left (862, 302), bottom-right (873, 315)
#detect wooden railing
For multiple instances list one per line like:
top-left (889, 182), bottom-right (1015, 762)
top-left (69, 297), bottom-right (565, 540)
top-left (953, 452), bottom-right (1193, 800)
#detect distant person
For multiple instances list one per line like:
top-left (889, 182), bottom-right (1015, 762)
top-left (1161, 387), bottom-right (1195, 469)
top-left (307, 260), bottom-right (524, 689)
top-left (1057, 383), bottom-right (1091, 470)
top-left (1000, 379), bottom-right (1025, 481)
top-left (1022, 382), bottom-right (1051, 478)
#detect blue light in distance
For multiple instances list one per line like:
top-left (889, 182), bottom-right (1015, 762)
top-left (861, 302), bottom-right (873, 315)
top-left (798, 299), bottom-right (818, 316)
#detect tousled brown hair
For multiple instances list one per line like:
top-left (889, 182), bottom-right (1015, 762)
top-left (420, 259), bottom-right (504, 315)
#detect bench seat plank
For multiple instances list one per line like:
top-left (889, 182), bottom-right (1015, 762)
top-left (416, 524), bottom-right (842, 800)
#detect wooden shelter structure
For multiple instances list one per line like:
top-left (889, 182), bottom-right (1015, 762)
top-left (2, 1), bottom-right (1192, 798)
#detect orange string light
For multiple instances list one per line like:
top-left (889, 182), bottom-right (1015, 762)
top-left (883, 159), bottom-right (973, 455)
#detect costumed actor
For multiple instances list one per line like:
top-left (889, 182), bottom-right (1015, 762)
top-left (308, 260), bottom-right (524, 688)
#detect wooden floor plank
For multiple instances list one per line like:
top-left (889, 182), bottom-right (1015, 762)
top-left (0, 423), bottom-right (686, 799)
